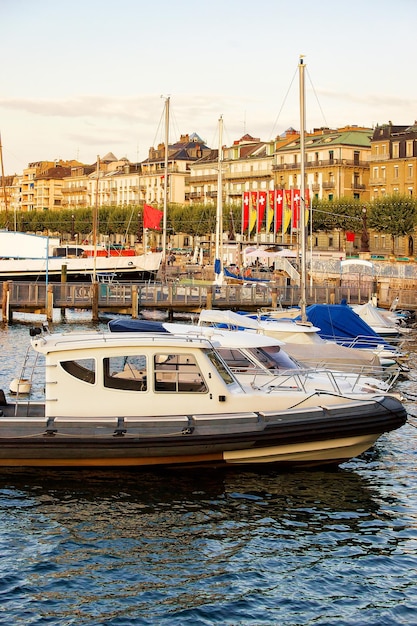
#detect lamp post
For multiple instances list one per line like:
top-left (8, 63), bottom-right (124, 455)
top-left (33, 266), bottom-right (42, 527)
top-left (71, 214), bottom-right (75, 241)
top-left (360, 206), bottom-right (370, 253)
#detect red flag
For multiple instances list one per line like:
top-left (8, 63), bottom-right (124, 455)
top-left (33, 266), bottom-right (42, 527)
top-left (275, 190), bottom-right (283, 232)
top-left (346, 231), bottom-right (355, 242)
top-left (143, 204), bottom-right (163, 230)
top-left (242, 192), bottom-right (250, 232)
top-left (258, 192), bottom-right (267, 232)
top-left (292, 189), bottom-right (301, 228)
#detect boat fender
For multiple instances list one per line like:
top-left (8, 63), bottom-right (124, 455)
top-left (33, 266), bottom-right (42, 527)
top-left (44, 417), bottom-right (57, 436)
top-left (114, 417), bottom-right (127, 437)
top-left (128, 261), bottom-right (134, 266)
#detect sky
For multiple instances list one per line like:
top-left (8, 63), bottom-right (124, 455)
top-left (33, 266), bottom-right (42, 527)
top-left (1, 0), bottom-right (417, 175)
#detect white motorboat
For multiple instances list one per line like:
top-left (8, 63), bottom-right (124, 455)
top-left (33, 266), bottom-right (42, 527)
top-left (0, 231), bottom-right (162, 282)
top-left (0, 325), bottom-right (407, 468)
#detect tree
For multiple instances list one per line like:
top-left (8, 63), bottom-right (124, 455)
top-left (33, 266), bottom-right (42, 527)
top-left (368, 195), bottom-right (417, 255)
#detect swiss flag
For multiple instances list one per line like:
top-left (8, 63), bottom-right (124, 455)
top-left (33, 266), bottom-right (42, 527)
top-left (143, 204), bottom-right (163, 230)
top-left (242, 192), bottom-right (250, 231)
top-left (258, 192), bottom-right (267, 232)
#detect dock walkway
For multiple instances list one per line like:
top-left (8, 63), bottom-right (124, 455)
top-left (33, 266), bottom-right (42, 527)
top-left (2, 280), bottom-right (416, 323)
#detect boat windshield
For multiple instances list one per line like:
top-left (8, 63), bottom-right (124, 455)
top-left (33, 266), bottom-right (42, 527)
top-left (204, 349), bottom-right (235, 385)
top-left (247, 346), bottom-right (299, 371)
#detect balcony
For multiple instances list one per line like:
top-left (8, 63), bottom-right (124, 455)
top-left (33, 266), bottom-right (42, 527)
top-left (351, 183), bottom-right (366, 190)
top-left (322, 181), bottom-right (335, 189)
top-left (369, 177), bottom-right (386, 186)
top-left (311, 183), bottom-right (320, 192)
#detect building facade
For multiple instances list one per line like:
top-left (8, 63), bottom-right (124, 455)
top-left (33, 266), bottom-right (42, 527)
top-left (369, 122), bottom-right (417, 198)
top-left (273, 126), bottom-right (371, 200)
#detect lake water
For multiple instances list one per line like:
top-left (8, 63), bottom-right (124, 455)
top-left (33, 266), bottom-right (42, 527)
top-left (0, 315), bottom-right (416, 625)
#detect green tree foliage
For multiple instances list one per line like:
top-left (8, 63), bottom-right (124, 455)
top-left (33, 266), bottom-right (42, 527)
top-left (311, 198), bottom-right (363, 232)
top-left (5, 197), bottom-right (416, 252)
top-left (368, 195), bottom-right (417, 254)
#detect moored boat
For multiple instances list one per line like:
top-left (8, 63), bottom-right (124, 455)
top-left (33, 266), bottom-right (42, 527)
top-left (0, 325), bottom-right (407, 468)
top-left (0, 231), bottom-right (162, 282)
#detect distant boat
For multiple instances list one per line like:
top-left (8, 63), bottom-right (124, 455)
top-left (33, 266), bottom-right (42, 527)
top-left (0, 231), bottom-right (162, 282)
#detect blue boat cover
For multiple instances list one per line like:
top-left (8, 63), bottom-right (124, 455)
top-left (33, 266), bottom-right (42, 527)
top-left (108, 318), bottom-right (169, 333)
top-left (302, 304), bottom-right (392, 350)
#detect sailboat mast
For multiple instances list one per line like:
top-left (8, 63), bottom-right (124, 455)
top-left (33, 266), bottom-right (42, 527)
top-left (162, 96), bottom-right (169, 262)
top-left (214, 115), bottom-right (224, 284)
top-left (299, 56), bottom-right (307, 322)
top-left (93, 155), bottom-right (100, 283)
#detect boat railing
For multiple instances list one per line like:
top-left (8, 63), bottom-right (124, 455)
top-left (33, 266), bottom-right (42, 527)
top-left (231, 364), bottom-right (398, 394)
top-left (320, 334), bottom-right (405, 355)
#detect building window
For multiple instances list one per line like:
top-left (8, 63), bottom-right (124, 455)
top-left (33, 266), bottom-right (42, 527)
top-left (329, 150), bottom-right (334, 163)
top-left (392, 143), bottom-right (399, 158)
top-left (407, 141), bottom-right (413, 157)
top-left (328, 236), bottom-right (334, 247)
top-left (381, 166), bottom-right (386, 180)
top-left (408, 164), bottom-right (413, 178)
top-left (394, 165), bottom-right (399, 179)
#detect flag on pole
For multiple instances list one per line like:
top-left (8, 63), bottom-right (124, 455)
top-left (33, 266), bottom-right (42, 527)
top-left (283, 190), bottom-right (292, 233)
top-left (242, 192), bottom-right (250, 233)
top-left (275, 189), bottom-right (284, 232)
top-left (143, 204), bottom-right (163, 230)
top-left (267, 191), bottom-right (275, 231)
top-left (249, 191), bottom-right (258, 234)
top-left (292, 189), bottom-right (301, 228)
top-left (258, 192), bottom-right (267, 232)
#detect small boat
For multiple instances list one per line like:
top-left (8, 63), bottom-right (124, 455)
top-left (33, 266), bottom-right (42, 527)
top-left (351, 301), bottom-right (409, 339)
top-left (0, 325), bottom-right (407, 468)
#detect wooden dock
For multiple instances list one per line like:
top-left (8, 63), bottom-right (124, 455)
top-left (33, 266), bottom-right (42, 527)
top-left (2, 280), bottom-right (416, 323)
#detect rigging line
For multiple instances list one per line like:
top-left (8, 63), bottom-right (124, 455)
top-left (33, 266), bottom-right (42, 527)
top-left (269, 66), bottom-right (298, 140)
top-left (151, 98), bottom-right (167, 148)
top-left (306, 68), bottom-right (329, 129)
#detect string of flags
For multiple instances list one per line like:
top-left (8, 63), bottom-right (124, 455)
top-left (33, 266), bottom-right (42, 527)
top-left (241, 189), bottom-right (311, 236)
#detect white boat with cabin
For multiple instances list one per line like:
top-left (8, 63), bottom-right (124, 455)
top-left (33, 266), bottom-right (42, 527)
top-left (0, 325), bottom-right (406, 469)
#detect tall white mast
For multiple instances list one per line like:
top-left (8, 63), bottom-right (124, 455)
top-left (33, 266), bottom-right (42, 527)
top-left (162, 96), bottom-right (169, 262)
top-left (299, 56), bottom-right (307, 322)
top-left (214, 115), bottom-right (224, 285)
top-left (93, 155), bottom-right (100, 283)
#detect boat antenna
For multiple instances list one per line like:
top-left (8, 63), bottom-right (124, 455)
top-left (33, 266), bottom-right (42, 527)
top-left (299, 55), bottom-right (307, 323)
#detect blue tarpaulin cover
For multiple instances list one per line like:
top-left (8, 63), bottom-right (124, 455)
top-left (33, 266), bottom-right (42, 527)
top-left (302, 304), bottom-right (392, 350)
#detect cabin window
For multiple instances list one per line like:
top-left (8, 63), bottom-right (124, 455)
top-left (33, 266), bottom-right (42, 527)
top-left (60, 358), bottom-right (96, 384)
top-left (103, 355), bottom-right (147, 391)
top-left (154, 353), bottom-right (207, 393)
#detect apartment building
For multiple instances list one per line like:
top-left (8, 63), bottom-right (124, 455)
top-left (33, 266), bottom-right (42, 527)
top-left (273, 126), bottom-right (371, 200)
top-left (188, 133), bottom-right (274, 206)
top-left (141, 133), bottom-right (211, 205)
top-left (369, 122), bottom-right (417, 198)
top-left (20, 160), bottom-right (82, 212)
